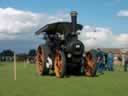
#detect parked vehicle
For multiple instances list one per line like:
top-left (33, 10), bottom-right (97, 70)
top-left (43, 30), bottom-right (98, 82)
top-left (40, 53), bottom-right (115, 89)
top-left (35, 11), bottom-right (96, 78)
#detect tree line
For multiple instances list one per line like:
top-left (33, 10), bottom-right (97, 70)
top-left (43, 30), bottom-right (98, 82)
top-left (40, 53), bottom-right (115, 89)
top-left (0, 49), bottom-right (36, 63)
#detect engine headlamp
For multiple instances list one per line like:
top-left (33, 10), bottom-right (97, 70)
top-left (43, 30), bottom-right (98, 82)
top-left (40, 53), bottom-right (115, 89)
top-left (67, 53), bottom-right (72, 58)
top-left (75, 44), bottom-right (80, 48)
top-left (82, 53), bottom-right (86, 57)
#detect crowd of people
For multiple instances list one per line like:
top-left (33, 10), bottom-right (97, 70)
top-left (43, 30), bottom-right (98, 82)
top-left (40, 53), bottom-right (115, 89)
top-left (91, 48), bottom-right (128, 74)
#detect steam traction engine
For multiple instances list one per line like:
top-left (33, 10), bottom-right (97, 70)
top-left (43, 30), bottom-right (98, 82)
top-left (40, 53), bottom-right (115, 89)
top-left (35, 11), bottom-right (96, 78)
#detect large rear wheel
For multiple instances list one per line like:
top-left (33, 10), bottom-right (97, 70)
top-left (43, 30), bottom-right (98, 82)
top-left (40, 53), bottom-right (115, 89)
top-left (36, 46), bottom-right (49, 76)
top-left (84, 57), bottom-right (96, 77)
top-left (54, 51), bottom-right (66, 78)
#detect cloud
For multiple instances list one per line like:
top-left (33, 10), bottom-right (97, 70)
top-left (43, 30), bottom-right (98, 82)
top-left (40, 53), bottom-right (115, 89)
top-left (0, 7), bottom-right (69, 40)
top-left (114, 33), bottom-right (128, 47)
top-left (104, 0), bottom-right (120, 6)
top-left (78, 25), bottom-right (128, 49)
top-left (115, 33), bottom-right (128, 42)
top-left (117, 10), bottom-right (128, 17)
top-left (0, 7), bottom-right (128, 52)
top-left (113, 0), bottom-right (120, 3)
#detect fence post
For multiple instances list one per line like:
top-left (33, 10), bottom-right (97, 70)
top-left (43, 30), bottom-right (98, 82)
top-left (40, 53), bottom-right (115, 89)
top-left (14, 53), bottom-right (16, 80)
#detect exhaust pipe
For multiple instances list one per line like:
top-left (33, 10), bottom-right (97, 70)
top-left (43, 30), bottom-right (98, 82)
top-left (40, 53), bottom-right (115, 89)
top-left (71, 11), bottom-right (78, 39)
top-left (71, 11), bottom-right (77, 34)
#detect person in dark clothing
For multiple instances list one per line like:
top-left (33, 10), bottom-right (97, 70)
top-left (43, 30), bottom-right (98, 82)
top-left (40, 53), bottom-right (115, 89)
top-left (124, 55), bottom-right (128, 72)
top-left (104, 54), bottom-right (108, 71)
top-left (96, 48), bottom-right (104, 74)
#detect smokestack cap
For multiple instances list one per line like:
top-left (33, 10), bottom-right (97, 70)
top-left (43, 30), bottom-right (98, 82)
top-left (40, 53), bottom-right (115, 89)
top-left (71, 11), bottom-right (77, 16)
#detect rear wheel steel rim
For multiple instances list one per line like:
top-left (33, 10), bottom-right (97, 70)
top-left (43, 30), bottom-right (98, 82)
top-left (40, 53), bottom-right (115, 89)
top-left (84, 57), bottom-right (96, 76)
top-left (36, 47), bottom-right (44, 76)
top-left (54, 52), bottom-right (63, 78)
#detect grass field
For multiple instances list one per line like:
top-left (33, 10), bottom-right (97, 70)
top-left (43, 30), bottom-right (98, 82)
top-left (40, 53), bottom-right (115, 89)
top-left (0, 62), bottom-right (128, 96)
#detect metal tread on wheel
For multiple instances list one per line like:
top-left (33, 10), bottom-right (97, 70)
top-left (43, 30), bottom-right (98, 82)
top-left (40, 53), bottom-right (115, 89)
top-left (84, 55), bottom-right (97, 77)
top-left (36, 45), bottom-right (49, 76)
top-left (54, 50), bottom-right (66, 78)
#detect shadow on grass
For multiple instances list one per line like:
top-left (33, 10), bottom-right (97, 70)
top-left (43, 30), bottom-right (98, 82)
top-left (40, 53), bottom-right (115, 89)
top-left (34, 73), bottom-right (101, 79)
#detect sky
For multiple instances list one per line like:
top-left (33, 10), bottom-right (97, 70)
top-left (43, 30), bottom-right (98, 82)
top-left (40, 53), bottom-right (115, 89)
top-left (0, 0), bottom-right (128, 53)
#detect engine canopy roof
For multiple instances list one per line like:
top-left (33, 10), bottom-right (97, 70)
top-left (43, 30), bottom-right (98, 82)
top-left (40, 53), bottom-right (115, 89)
top-left (35, 22), bottom-right (83, 35)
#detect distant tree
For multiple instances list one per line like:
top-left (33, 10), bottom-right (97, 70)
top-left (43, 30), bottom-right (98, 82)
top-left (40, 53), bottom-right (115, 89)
top-left (0, 49), bottom-right (14, 62)
top-left (0, 49), bottom-right (14, 56)
top-left (28, 49), bottom-right (36, 56)
top-left (28, 49), bottom-right (36, 64)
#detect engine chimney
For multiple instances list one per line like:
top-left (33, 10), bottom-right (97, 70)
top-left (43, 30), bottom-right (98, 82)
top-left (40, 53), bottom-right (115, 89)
top-left (71, 11), bottom-right (77, 34)
top-left (70, 11), bottom-right (78, 39)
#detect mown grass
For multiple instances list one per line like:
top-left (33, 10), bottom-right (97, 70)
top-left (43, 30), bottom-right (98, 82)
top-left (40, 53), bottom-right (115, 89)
top-left (0, 62), bottom-right (128, 96)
